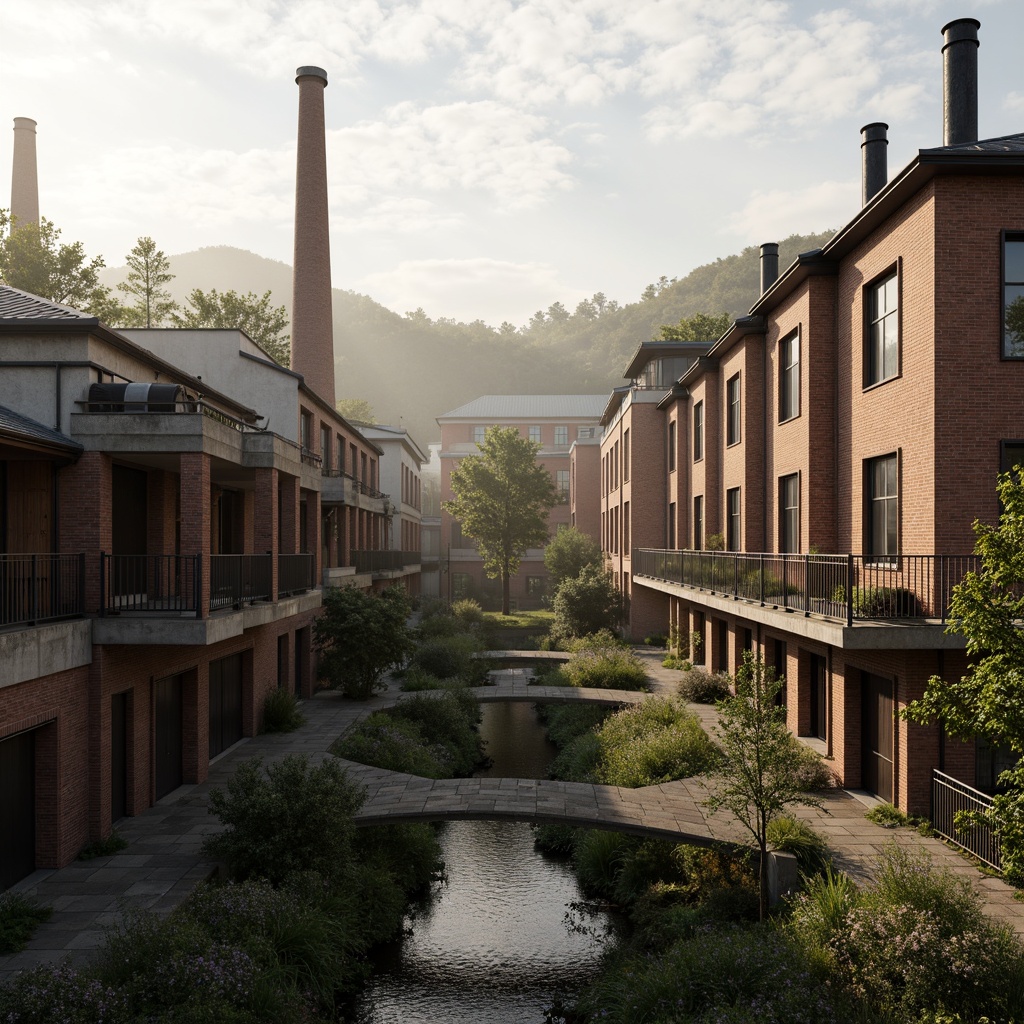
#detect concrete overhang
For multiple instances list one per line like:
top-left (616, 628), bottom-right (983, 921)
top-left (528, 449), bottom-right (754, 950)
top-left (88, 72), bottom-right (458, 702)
top-left (0, 620), bottom-right (92, 689)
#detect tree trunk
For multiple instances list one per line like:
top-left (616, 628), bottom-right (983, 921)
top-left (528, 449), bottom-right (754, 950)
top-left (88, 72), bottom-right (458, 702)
top-left (502, 570), bottom-right (511, 615)
top-left (758, 839), bottom-right (768, 921)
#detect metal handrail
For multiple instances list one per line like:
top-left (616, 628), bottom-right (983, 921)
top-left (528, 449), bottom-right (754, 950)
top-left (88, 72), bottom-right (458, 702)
top-left (0, 553), bottom-right (86, 627)
top-left (210, 554), bottom-right (273, 610)
top-left (931, 769), bottom-right (1002, 871)
top-left (278, 553), bottom-right (315, 596)
top-left (100, 553), bottom-right (201, 617)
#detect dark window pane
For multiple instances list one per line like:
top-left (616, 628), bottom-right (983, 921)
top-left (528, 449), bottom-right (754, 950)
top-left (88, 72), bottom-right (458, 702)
top-left (1006, 240), bottom-right (1024, 283)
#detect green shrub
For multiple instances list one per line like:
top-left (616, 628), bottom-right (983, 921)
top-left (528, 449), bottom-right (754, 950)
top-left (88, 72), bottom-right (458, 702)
top-left (791, 738), bottom-right (837, 791)
top-left (387, 690), bottom-right (483, 776)
top-left (539, 702), bottom-right (611, 749)
top-left (333, 712), bottom-right (452, 777)
top-left (416, 612), bottom-right (464, 639)
top-left (562, 628), bottom-right (627, 653)
top-left (76, 830), bottom-right (128, 861)
top-left (261, 687), bottom-right (305, 733)
top-left (865, 801), bottom-right (913, 828)
top-left (0, 964), bottom-right (129, 1023)
top-left (767, 815), bottom-right (832, 876)
top-left (677, 667), bottom-right (731, 703)
top-left (533, 823), bottom-right (579, 855)
top-left (0, 891), bottom-right (52, 954)
top-left (399, 666), bottom-right (448, 691)
top-left (787, 867), bottom-right (860, 961)
top-left (661, 654), bottom-right (691, 671)
top-left (550, 729), bottom-right (603, 783)
top-left (451, 598), bottom-right (485, 625)
top-left (562, 647), bottom-right (648, 690)
top-left (832, 584), bottom-right (918, 617)
top-left (410, 634), bottom-right (479, 681)
top-left (644, 632), bottom-right (669, 647)
top-left (202, 755), bottom-right (363, 885)
top-left (354, 823), bottom-right (444, 896)
top-left (550, 565), bottom-right (622, 643)
top-left (574, 829), bottom-right (629, 899)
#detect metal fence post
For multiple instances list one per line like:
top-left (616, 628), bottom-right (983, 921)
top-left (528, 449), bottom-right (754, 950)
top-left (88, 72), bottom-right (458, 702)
top-left (846, 554), bottom-right (854, 626)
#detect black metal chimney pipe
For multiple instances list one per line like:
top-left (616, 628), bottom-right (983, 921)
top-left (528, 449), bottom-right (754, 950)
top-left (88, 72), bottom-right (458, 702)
top-left (861, 122), bottom-right (888, 205)
top-left (760, 243), bottom-right (779, 294)
top-left (942, 18), bottom-right (980, 146)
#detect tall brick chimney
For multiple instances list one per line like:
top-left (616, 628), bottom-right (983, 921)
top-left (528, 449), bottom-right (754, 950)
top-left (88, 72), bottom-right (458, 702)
top-left (291, 66), bottom-right (336, 404)
top-left (10, 117), bottom-right (40, 229)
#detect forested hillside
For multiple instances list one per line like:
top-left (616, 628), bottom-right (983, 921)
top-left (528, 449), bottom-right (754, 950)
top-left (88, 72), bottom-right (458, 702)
top-left (102, 230), bottom-right (832, 444)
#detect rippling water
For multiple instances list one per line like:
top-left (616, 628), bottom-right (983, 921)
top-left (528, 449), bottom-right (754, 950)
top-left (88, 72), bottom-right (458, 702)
top-left (351, 701), bottom-right (611, 1024)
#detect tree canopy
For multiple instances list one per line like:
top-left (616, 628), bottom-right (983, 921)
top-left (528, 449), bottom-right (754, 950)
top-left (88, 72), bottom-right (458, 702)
top-left (335, 398), bottom-right (376, 424)
top-left (658, 310), bottom-right (734, 342)
top-left (549, 564), bottom-right (621, 644)
top-left (172, 287), bottom-right (290, 365)
top-left (544, 527), bottom-right (603, 592)
top-left (0, 210), bottom-right (120, 320)
top-left (116, 236), bottom-right (177, 327)
top-left (443, 425), bottom-right (558, 615)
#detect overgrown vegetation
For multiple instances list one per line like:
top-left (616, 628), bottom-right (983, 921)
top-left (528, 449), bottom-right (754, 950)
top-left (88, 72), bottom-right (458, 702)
top-left (549, 566), bottom-right (622, 645)
top-left (0, 891), bottom-right (52, 955)
top-left (677, 666), bottom-right (731, 703)
top-left (76, 830), bottom-right (129, 861)
top-left (260, 687), bottom-right (305, 733)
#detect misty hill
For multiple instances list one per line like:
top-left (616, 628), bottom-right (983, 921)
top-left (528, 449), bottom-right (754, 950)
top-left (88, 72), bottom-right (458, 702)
top-left (100, 230), bottom-right (832, 445)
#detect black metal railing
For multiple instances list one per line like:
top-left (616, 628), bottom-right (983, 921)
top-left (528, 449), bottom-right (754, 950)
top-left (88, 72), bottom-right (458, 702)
top-left (0, 553), bottom-right (86, 627)
top-left (300, 446), bottom-right (323, 469)
top-left (100, 554), bottom-right (200, 616)
top-left (278, 553), bottom-right (315, 596)
top-left (351, 550), bottom-right (421, 573)
top-left (632, 549), bottom-right (980, 625)
top-left (320, 468), bottom-right (386, 499)
top-left (931, 770), bottom-right (1002, 872)
top-left (210, 554), bottom-right (273, 610)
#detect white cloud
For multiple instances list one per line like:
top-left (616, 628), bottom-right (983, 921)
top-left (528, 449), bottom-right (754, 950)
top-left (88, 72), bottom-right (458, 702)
top-left (724, 179), bottom-right (857, 240)
top-left (1005, 91), bottom-right (1024, 114)
top-left (356, 256), bottom-right (578, 324)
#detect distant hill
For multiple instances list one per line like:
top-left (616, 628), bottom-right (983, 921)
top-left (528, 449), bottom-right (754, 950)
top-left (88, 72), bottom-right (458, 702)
top-left (100, 231), bottom-right (832, 445)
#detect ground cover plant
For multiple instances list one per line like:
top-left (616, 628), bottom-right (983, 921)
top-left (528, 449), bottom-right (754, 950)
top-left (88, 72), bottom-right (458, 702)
top-left (560, 643), bottom-right (649, 691)
top-left (260, 686), bottom-right (305, 733)
top-left (677, 666), bottom-right (731, 703)
top-left (0, 891), bottom-right (52, 955)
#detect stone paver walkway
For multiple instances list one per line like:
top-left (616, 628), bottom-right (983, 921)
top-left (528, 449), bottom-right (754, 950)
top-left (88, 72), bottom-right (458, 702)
top-left (2, 649), bottom-right (1022, 984)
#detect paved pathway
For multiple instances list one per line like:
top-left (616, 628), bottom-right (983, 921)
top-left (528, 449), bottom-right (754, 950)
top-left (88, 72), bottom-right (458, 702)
top-left (2, 651), bottom-right (1023, 984)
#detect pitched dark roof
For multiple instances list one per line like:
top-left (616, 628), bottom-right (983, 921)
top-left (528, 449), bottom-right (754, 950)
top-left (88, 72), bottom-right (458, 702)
top-left (438, 395), bottom-right (607, 420)
top-left (921, 131), bottom-right (1024, 156)
top-left (0, 403), bottom-right (83, 456)
top-left (0, 285), bottom-right (96, 322)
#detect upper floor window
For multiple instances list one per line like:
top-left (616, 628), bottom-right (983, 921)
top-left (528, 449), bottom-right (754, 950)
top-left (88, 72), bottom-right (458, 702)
top-left (554, 425), bottom-right (568, 446)
top-left (667, 501), bottom-right (676, 549)
top-left (779, 331), bottom-right (800, 422)
top-left (668, 420), bottom-right (677, 471)
top-left (473, 425), bottom-right (486, 444)
top-left (320, 425), bottom-right (331, 466)
top-left (693, 401), bottom-right (704, 462)
top-left (866, 453), bottom-right (898, 563)
top-left (726, 374), bottom-right (741, 446)
top-left (578, 426), bottom-right (595, 439)
top-left (556, 469), bottom-right (570, 500)
top-left (693, 495), bottom-right (704, 549)
top-left (780, 473), bottom-right (799, 553)
top-left (726, 487), bottom-right (741, 551)
top-left (623, 428), bottom-right (630, 481)
top-left (300, 410), bottom-right (312, 450)
top-left (1004, 232), bottom-right (1024, 358)
top-left (612, 442), bottom-right (619, 489)
top-left (866, 269), bottom-right (899, 385)
top-left (336, 435), bottom-right (344, 473)
top-left (529, 425), bottom-right (542, 444)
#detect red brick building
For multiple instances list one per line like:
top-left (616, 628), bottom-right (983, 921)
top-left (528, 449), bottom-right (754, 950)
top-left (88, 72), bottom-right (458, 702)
top-left (593, 19), bottom-right (1024, 818)
top-left (438, 395), bottom-right (604, 609)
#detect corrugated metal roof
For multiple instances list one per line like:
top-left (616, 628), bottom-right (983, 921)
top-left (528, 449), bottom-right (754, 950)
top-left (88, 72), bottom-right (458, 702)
top-left (437, 394), bottom-right (606, 420)
top-left (0, 404), bottom-right (83, 453)
top-left (0, 285), bottom-right (95, 321)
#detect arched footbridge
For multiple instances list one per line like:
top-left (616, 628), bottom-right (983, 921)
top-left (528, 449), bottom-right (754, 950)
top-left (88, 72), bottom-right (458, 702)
top-left (336, 678), bottom-right (750, 851)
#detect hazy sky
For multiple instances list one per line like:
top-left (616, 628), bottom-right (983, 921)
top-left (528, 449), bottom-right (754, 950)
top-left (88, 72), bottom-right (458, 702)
top-left (3, 0), bottom-right (1022, 327)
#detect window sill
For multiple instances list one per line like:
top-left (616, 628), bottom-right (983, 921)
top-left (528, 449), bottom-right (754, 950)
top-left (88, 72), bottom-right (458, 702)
top-left (862, 372), bottom-right (901, 394)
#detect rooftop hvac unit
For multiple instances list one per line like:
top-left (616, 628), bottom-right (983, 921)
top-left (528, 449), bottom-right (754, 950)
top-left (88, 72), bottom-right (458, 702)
top-left (88, 382), bottom-right (187, 413)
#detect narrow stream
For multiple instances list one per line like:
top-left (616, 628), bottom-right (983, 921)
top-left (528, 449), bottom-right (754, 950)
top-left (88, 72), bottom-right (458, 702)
top-left (351, 700), bottom-right (612, 1023)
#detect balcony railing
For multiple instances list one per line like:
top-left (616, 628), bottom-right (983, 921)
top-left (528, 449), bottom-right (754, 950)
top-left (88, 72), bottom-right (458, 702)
top-left (278, 553), bottom-right (316, 596)
top-left (101, 554), bottom-right (200, 616)
top-left (351, 549), bottom-right (421, 574)
top-left (1, 553), bottom-right (86, 628)
top-left (210, 554), bottom-right (273, 611)
top-left (632, 549), bottom-right (980, 626)
top-left (931, 770), bottom-right (1001, 872)
top-left (321, 469), bottom-right (386, 499)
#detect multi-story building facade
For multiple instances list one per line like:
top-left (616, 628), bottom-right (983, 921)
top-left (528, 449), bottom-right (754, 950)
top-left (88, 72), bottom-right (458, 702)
top-left (438, 395), bottom-right (604, 609)
top-left (593, 19), bottom-right (1024, 817)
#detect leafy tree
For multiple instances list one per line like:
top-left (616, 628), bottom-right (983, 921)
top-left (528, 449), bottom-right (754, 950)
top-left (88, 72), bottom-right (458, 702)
top-left (659, 310), bottom-right (733, 342)
top-left (443, 425), bottom-right (558, 615)
top-left (1007, 295), bottom-right (1024, 357)
top-left (116, 235), bottom-right (177, 327)
top-left (905, 467), bottom-right (1024, 881)
top-left (706, 652), bottom-right (819, 920)
top-left (550, 564), bottom-right (621, 643)
top-left (544, 526), bottom-right (603, 592)
top-left (173, 287), bottom-right (290, 365)
top-left (0, 210), bottom-right (121, 319)
top-left (313, 585), bottom-right (413, 698)
top-left (335, 397), bottom-right (375, 423)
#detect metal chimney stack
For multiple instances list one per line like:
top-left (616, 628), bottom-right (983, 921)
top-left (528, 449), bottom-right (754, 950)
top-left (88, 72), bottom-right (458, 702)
top-left (860, 122), bottom-right (888, 205)
top-left (291, 66), bottom-right (336, 405)
top-left (10, 117), bottom-right (40, 229)
top-left (941, 18), bottom-right (980, 146)
top-left (759, 243), bottom-right (779, 294)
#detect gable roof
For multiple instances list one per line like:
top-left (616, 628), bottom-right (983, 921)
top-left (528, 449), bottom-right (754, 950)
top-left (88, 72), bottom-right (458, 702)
top-left (0, 403), bottom-right (82, 458)
top-left (438, 394), bottom-right (607, 420)
top-left (0, 285), bottom-right (98, 322)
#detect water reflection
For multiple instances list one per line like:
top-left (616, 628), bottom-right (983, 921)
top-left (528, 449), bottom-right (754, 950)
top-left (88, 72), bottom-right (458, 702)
top-left (351, 701), bottom-right (610, 1024)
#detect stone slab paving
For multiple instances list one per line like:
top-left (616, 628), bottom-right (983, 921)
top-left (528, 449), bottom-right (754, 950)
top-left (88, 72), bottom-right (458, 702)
top-left (3, 648), bottom-right (1023, 985)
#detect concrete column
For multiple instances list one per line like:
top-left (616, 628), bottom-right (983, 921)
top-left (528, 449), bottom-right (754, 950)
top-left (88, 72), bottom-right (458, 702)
top-left (10, 117), bottom-right (39, 228)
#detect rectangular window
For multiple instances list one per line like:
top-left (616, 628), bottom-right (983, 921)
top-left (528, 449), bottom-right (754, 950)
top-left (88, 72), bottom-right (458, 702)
top-left (726, 487), bottom-right (741, 552)
top-left (1005, 233), bottom-right (1024, 358)
top-left (668, 420), bottom-right (677, 472)
top-left (336, 435), bottom-right (344, 473)
top-left (554, 425), bottom-right (568, 446)
top-left (319, 425), bottom-right (331, 467)
top-left (693, 401), bottom-right (704, 461)
top-left (779, 331), bottom-right (800, 421)
top-left (529, 425), bottom-right (541, 444)
top-left (473, 425), bottom-right (486, 444)
top-left (693, 495), bottom-right (703, 549)
top-left (866, 269), bottom-right (899, 385)
top-left (623, 429), bottom-right (630, 481)
top-left (668, 501), bottom-right (676, 549)
top-left (578, 426), bottom-right (595, 439)
top-left (452, 573), bottom-right (472, 599)
top-left (623, 501), bottom-right (630, 552)
top-left (613, 442), bottom-right (619, 489)
top-left (866, 454), bottom-right (898, 562)
top-left (300, 410), bottom-right (312, 450)
top-left (556, 469), bottom-right (570, 500)
top-left (780, 473), bottom-right (799, 553)
top-left (526, 576), bottom-right (546, 597)
top-left (726, 374), bottom-right (741, 445)
top-left (1001, 440), bottom-right (1024, 476)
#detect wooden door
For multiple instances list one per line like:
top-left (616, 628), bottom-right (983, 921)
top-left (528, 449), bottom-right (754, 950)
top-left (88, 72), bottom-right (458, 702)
top-left (209, 654), bottom-right (243, 759)
top-left (0, 731), bottom-right (36, 890)
top-left (155, 675), bottom-right (183, 799)
top-left (111, 693), bottom-right (128, 822)
top-left (863, 672), bottom-right (894, 801)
